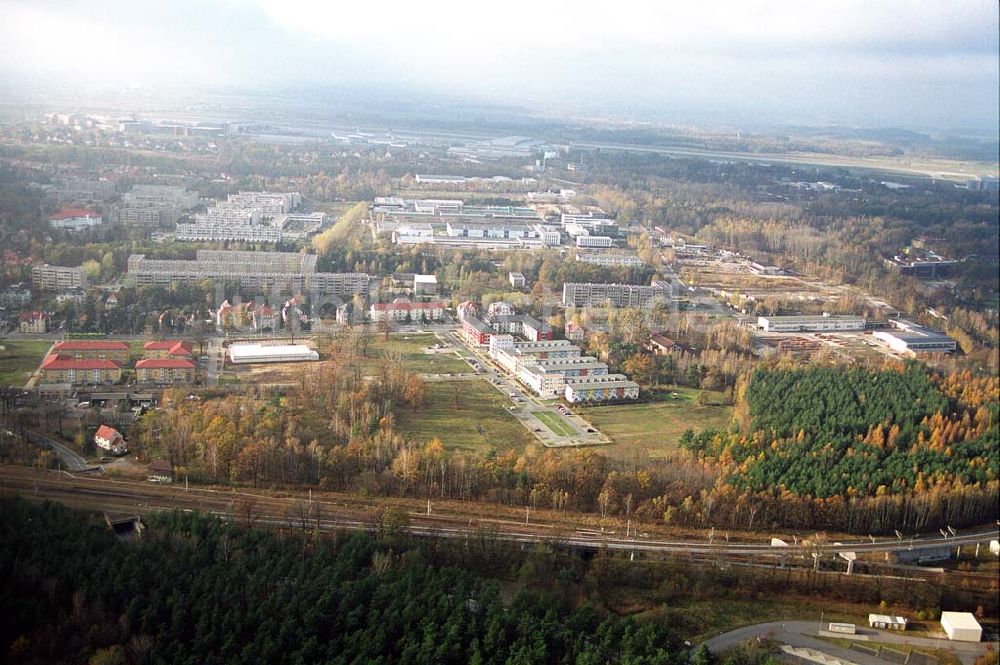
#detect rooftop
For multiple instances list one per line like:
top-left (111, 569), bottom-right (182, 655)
top-left (42, 355), bottom-right (120, 370)
top-left (54, 340), bottom-right (130, 351)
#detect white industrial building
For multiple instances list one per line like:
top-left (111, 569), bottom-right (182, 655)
top-left (757, 314), bottom-right (867, 333)
top-left (874, 320), bottom-right (957, 355)
top-left (228, 343), bottom-right (319, 364)
top-left (939, 612), bottom-right (981, 642)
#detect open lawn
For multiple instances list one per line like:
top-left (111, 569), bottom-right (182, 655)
top-left (0, 341), bottom-right (53, 386)
top-left (575, 387), bottom-right (731, 458)
top-left (396, 379), bottom-right (531, 452)
top-left (534, 410), bottom-right (577, 437)
top-left (364, 333), bottom-right (471, 375)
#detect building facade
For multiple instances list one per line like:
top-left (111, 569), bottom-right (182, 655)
top-left (32, 264), bottom-right (88, 291)
top-left (136, 358), bottom-right (197, 384)
top-left (562, 281), bottom-right (671, 308)
top-left (40, 355), bottom-right (121, 385)
top-left (52, 341), bottom-right (130, 363)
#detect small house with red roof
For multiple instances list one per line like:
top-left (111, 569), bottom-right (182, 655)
top-left (95, 425), bottom-right (127, 455)
top-left (252, 304), bottom-right (279, 331)
top-left (19, 311), bottom-right (48, 334)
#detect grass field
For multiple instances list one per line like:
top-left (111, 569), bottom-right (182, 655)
top-left (575, 387), bottom-right (731, 457)
top-left (396, 379), bottom-right (531, 452)
top-left (0, 341), bottom-right (53, 386)
top-left (534, 410), bottom-right (577, 437)
top-left (364, 333), bottom-right (471, 375)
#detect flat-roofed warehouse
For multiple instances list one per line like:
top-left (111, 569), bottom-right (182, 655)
top-left (874, 320), bottom-right (957, 355)
top-left (228, 343), bottom-right (319, 364)
top-left (757, 314), bottom-right (866, 333)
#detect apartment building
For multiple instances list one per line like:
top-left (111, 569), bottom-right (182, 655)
top-left (32, 264), bottom-right (88, 291)
top-left (370, 298), bottom-right (446, 323)
top-left (52, 340), bottom-right (130, 363)
top-left (39, 355), bottom-right (122, 385)
top-left (127, 250), bottom-right (368, 296)
top-left (562, 281), bottom-right (671, 308)
top-left (142, 340), bottom-right (194, 359)
top-left (135, 358), bottom-right (197, 384)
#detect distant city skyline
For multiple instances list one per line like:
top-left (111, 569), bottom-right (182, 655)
top-left (1, 0), bottom-right (997, 132)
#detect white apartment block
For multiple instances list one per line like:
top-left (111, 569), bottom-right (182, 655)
top-left (564, 376), bottom-right (640, 403)
top-left (32, 264), bottom-right (88, 291)
top-left (575, 235), bottom-right (614, 248)
top-left (562, 281), bottom-right (671, 308)
top-left (127, 250), bottom-right (368, 296)
top-left (575, 252), bottom-right (644, 267)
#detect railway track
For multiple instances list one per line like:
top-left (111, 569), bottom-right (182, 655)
top-left (2, 465), bottom-right (997, 567)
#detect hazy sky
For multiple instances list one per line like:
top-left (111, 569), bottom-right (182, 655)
top-left (2, 0), bottom-right (998, 131)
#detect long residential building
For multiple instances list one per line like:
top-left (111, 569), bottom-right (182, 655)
top-left (575, 251), bottom-right (645, 267)
top-left (135, 358), bottom-right (197, 384)
top-left (32, 264), bottom-right (88, 291)
top-left (116, 184), bottom-right (199, 231)
top-left (757, 314), bottom-right (866, 333)
top-left (370, 298), bottom-right (445, 322)
top-left (39, 355), bottom-right (121, 385)
top-left (127, 250), bottom-right (368, 296)
top-left (52, 340), bottom-right (130, 363)
top-left (562, 281), bottom-right (671, 308)
top-left (175, 191), bottom-right (317, 242)
top-left (518, 357), bottom-right (609, 397)
top-left (564, 375), bottom-right (640, 403)
top-left (488, 336), bottom-right (581, 375)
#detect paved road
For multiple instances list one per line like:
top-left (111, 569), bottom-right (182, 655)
top-left (704, 621), bottom-right (995, 665)
top-left (26, 432), bottom-right (90, 471)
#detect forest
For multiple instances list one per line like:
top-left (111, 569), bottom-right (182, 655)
top-left (0, 497), bottom-right (686, 665)
top-left (681, 363), bottom-right (998, 531)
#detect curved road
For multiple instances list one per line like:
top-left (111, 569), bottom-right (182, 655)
top-left (26, 432), bottom-right (91, 472)
top-left (704, 621), bottom-right (995, 665)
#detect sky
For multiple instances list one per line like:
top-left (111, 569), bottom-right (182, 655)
top-left (1, 0), bottom-right (998, 132)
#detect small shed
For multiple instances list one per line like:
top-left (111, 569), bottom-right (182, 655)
top-left (148, 459), bottom-right (173, 483)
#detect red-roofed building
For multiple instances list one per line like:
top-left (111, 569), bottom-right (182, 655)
top-left (49, 208), bottom-right (103, 231)
top-left (135, 358), bottom-right (196, 384)
top-left (19, 311), bottom-right (48, 334)
top-left (52, 340), bottom-right (130, 362)
top-left (369, 298), bottom-right (445, 323)
top-left (142, 340), bottom-right (194, 359)
top-left (252, 304), bottom-right (279, 332)
top-left (40, 355), bottom-right (122, 385)
top-left (95, 424), bottom-right (127, 455)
